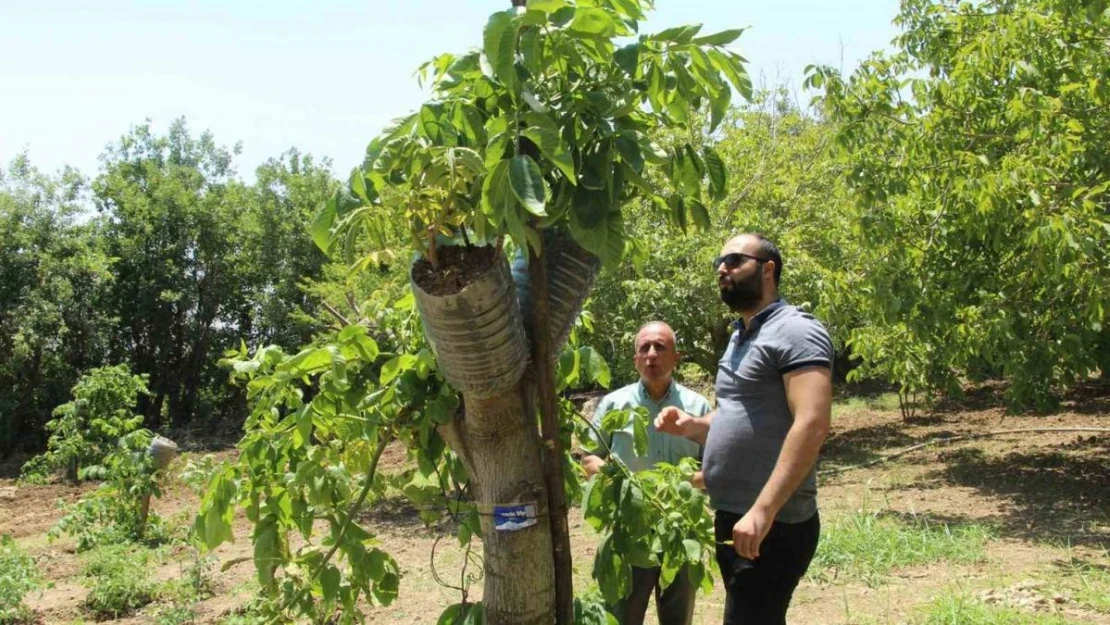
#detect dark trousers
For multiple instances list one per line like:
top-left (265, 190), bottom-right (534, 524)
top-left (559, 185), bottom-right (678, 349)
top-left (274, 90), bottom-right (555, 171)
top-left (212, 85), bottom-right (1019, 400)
top-left (713, 510), bottom-right (820, 625)
top-left (611, 564), bottom-right (697, 625)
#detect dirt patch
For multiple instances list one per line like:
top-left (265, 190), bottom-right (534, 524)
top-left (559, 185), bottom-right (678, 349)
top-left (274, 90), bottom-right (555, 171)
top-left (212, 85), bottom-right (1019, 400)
top-left (4, 388), bottom-right (1108, 624)
top-left (411, 244), bottom-right (498, 296)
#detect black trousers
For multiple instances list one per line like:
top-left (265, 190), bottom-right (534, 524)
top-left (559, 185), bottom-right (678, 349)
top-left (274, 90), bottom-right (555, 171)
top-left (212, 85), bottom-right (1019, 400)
top-left (713, 510), bottom-right (820, 625)
top-left (611, 564), bottom-right (697, 625)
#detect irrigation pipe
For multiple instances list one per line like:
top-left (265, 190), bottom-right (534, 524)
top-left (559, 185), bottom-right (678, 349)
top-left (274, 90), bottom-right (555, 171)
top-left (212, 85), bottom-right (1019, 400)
top-left (819, 427), bottom-right (1110, 476)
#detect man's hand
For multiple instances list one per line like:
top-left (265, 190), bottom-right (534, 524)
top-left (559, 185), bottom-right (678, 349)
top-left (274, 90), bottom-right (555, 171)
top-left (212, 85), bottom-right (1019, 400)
top-left (654, 406), bottom-right (712, 444)
top-left (581, 454), bottom-right (606, 477)
top-left (691, 470), bottom-right (705, 490)
top-left (732, 506), bottom-right (774, 559)
top-left (654, 406), bottom-right (693, 436)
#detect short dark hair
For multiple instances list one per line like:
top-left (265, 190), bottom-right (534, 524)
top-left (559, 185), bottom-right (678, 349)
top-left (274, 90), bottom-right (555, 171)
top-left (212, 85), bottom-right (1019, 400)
top-left (753, 234), bottom-right (782, 286)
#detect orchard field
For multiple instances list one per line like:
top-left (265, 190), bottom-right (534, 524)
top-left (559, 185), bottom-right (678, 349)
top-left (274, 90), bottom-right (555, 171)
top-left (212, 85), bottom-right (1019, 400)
top-left (1, 0), bottom-right (1108, 623)
top-left (2, 387), bottom-right (1107, 624)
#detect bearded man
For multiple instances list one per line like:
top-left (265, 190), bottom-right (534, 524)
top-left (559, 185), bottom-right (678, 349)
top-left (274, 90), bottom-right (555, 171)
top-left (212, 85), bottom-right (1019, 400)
top-left (655, 234), bottom-right (834, 625)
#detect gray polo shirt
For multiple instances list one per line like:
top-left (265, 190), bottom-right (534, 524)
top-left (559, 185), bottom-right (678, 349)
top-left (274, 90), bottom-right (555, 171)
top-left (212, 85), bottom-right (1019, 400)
top-left (703, 300), bottom-right (833, 523)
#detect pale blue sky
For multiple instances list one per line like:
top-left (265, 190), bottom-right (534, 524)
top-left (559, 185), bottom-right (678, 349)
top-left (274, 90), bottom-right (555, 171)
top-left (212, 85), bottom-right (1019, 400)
top-left (0, 1), bottom-right (901, 180)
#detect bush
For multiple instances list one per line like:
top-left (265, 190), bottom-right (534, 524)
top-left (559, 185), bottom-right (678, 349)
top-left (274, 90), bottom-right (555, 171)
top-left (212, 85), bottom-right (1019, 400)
top-left (51, 429), bottom-right (169, 551)
top-left (0, 535), bottom-right (41, 624)
top-left (81, 544), bottom-right (157, 619)
top-left (21, 364), bottom-right (149, 483)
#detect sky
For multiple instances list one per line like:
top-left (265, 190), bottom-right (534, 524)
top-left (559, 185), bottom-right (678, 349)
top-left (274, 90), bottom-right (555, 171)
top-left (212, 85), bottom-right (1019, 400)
top-left (0, 1), bottom-right (902, 181)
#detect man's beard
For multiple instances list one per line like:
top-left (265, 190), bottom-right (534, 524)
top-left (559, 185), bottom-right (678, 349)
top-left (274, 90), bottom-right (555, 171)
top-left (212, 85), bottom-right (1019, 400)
top-left (719, 269), bottom-right (764, 312)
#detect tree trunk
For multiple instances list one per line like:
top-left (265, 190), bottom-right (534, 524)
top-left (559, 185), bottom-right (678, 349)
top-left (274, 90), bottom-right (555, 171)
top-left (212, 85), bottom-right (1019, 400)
top-left (442, 388), bottom-right (556, 625)
top-left (528, 244), bottom-right (575, 625)
top-left (419, 234), bottom-right (597, 624)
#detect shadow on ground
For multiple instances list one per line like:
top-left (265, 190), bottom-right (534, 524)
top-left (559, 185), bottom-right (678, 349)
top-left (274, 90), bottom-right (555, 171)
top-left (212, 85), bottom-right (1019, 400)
top-left (929, 436), bottom-right (1110, 550)
top-left (361, 492), bottom-right (466, 538)
top-left (820, 422), bottom-right (927, 469)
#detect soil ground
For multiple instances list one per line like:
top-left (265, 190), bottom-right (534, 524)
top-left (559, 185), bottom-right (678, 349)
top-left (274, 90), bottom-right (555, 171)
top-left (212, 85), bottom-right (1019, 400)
top-left (2, 384), bottom-right (1107, 624)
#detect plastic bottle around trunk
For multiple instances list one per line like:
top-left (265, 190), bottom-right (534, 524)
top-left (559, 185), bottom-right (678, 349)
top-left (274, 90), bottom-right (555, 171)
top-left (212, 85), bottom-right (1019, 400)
top-left (147, 436), bottom-right (178, 472)
top-left (412, 247), bottom-right (529, 397)
top-left (511, 229), bottom-right (601, 353)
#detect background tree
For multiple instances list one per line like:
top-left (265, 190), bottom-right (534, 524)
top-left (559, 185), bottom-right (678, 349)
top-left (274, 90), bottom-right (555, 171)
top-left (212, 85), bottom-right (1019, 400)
top-left (95, 119), bottom-right (255, 429)
top-left (0, 156), bottom-right (114, 456)
top-left (244, 150), bottom-right (337, 349)
top-left (589, 92), bottom-right (854, 384)
top-left (807, 0), bottom-right (1110, 410)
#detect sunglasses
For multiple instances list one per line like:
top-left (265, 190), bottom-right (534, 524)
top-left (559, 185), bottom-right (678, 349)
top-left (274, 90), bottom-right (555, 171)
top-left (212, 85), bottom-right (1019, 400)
top-left (712, 252), bottom-right (768, 271)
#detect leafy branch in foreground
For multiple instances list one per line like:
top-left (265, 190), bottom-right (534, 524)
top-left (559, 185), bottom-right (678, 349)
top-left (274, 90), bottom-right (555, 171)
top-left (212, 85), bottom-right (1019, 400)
top-left (194, 289), bottom-right (463, 623)
top-left (578, 407), bottom-right (715, 605)
top-left (314, 0), bottom-right (750, 269)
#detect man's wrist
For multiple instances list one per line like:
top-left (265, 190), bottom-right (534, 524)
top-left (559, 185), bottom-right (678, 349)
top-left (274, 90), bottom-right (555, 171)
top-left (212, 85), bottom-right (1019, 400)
top-left (749, 499), bottom-right (779, 518)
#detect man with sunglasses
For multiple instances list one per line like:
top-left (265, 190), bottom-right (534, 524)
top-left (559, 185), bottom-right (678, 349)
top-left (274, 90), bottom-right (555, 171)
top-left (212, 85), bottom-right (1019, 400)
top-left (655, 234), bottom-right (833, 625)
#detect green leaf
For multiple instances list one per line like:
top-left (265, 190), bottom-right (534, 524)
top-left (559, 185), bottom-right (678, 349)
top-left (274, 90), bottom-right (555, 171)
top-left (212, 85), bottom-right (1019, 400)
top-left (426, 397), bottom-right (454, 425)
top-left (582, 474), bottom-right (608, 528)
top-left (709, 84), bottom-right (731, 133)
top-left (282, 346), bottom-right (334, 376)
top-left (367, 549), bottom-right (386, 581)
top-left (199, 500), bottom-right (233, 549)
top-left (253, 516), bottom-right (281, 587)
top-left (682, 538), bottom-right (703, 562)
top-left (437, 605), bottom-right (464, 625)
top-left (527, 0), bottom-right (567, 12)
top-left (660, 551), bottom-right (680, 589)
top-left (558, 345), bottom-right (581, 388)
top-left (647, 61), bottom-right (666, 115)
top-left (483, 11), bottom-right (521, 95)
top-left (579, 346), bottom-right (611, 388)
top-left (615, 133), bottom-right (645, 174)
top-left (613, 43), bottom-right (640, 77)
top-left (618, 480), bottom-right (646, 533)
top-left (703, 146), bottom-right (727, 200)
top-left (509, 155), bottom-right (547, 216)
top-left (669, 195), bottom-right (687, 232)
top-left (522, 112), bottom-right (577, 181)
top-left (600, 409), bottom-right (629, 435)
top-left (372, 567), bottom-right (399, 605)
top-left (311, 197), bottom-right (337, 253)
top-left (689, 198), bottom-right (711, 231)
top-left (481, 160), bottom-right (514, 222)
top-left (594, 533), bottom-right (631, 603)
top-left (675, 146), bottom-right (702, 195)
top-left (380, 354), bottom-right (417, 385)
top-left (1086, 0), bottom-right (1108, 20)
top-left (569, 7), bottom-right (616, 36)
top-left (463, 603), bottom-right (485, 625)
top-left (631, 408), bottom-right (648, 456)
top-left (650, 24), bottom-right (702, 43)
top-left (320, 564), bottom-right (341, 605)
top-left (708, 49), bottom-right (752, 100)
top-left (692, 28), bottom-right (745, 46)
top-left (568, 188), bottom-right (625, 266)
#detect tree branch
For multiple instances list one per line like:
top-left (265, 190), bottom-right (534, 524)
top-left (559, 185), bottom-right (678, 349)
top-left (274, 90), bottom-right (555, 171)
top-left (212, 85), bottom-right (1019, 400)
top-left (320, 300), bottom-right (351, 328)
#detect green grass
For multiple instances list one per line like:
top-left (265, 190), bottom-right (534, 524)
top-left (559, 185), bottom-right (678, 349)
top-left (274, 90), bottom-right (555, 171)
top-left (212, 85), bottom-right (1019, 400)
top-left (808, 509), bottom-right (993, 587)
top-left (1048, 550), bottom-right (1110, 614)
top-left (81, 544), bottom-right (158, 619)
top-left (832, 392), bottom-right (904, 417)
top-left (0, 535), bottom-right (41, 624)
top-left (913, 587), bottom-right (1083, 625)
